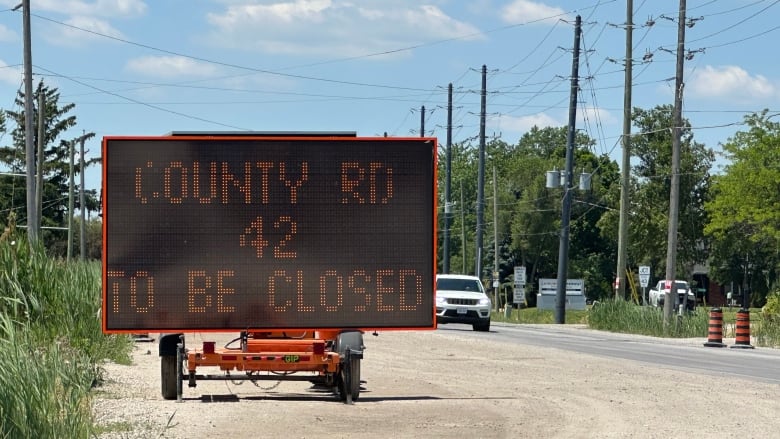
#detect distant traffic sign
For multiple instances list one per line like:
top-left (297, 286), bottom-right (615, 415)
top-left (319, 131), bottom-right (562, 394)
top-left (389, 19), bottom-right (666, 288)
top-left (639, 265), bottom-right (650, 288)
top-left (514, 266), bottom-right (526, 286)
top-left (513, 286), bottom-right (525, 304)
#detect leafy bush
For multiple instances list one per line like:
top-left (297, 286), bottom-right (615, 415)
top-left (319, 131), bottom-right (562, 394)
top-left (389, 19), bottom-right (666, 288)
top-left (761, 291), bottom-right (780, 319)
top-left (752, 293), bottom-right (780, 347)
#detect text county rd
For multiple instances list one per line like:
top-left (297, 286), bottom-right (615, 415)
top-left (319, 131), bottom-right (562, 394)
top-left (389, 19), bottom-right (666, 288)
top-left (133, 160), bottom-right (394, 205)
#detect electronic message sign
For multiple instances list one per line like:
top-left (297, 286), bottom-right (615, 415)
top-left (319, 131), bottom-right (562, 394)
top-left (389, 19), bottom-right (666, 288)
top-left (102, 136), bottom-right (436, 332)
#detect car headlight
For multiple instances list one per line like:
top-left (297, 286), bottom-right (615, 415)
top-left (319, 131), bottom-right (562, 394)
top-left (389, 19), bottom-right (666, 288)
top-left (478, 297), bottom-right (491, 306)
top-left (436, 296), bottom-right (446, 305)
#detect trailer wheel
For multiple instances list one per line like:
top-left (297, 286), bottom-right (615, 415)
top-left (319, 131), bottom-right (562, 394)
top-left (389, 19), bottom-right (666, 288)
top-left (161, 355), bottom-right (178, 400)
top-left (338, 354), bottom-right (361, 403)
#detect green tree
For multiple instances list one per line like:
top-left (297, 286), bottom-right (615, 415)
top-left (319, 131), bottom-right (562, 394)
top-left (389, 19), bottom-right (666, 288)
top-left (705, 110), bottom-right (780, 306)
top-left (505, 126), bottom-right (620, 302)
top-left (438, 140), bottom-right (480, 275)
top-left (629, 105), bottom-right (714, 281)
top-left (0, 81), bottom-right (99, 257)
top-left (48, 216), bottom-right (102, 260)
top-left (438, 126), bottom-right (621, 304)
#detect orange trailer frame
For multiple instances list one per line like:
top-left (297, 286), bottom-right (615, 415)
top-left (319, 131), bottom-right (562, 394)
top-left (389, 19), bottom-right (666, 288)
top-left (161, 329), bottom-right (364, 403)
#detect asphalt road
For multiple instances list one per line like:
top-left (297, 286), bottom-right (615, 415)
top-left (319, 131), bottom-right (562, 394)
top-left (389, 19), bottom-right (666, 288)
top-left (438, 322), bottom-right (780, 384)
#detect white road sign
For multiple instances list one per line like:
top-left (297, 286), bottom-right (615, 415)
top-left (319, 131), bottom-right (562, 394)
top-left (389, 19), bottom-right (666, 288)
top-left (639, 266), bottom-right (650, 288)
top-left (513, 286), bottom-right (525, 304)
top-left (514, 266), bottom-right (526, 285)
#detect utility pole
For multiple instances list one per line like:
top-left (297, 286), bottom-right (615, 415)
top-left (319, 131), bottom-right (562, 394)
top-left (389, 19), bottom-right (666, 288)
top-left (36, 89), bottom-right (44, 232)
top-left (664, 0), bottom-right (686, 325)
top-left (474, 65), bottom-right (487, 278)
top-left (554, 15), bottom-right (581, 325)
top-left (79, 135), bottom-right (86, 260)
top-left (443, 84), bottom-right (453, 274)
top-left (493, 165), bottom-right (499, 312)
top-left (21, 0), bottom-right (38, 245)
top-left (67, 140), bottom-right (74, 261)
top-left (420, 105), bottom-right (425, 137)
top-left (616, 0), bottom-right (633, 300)
top-left (461, 180), bottom-right (466, 274)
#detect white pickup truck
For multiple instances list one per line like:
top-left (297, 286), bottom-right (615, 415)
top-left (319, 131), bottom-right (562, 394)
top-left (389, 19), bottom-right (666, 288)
top-left (648, 280), bottom-right (696, 311)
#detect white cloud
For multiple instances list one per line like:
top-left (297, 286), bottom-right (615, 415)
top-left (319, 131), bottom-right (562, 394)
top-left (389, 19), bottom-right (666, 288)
top-left (492, 112), bottom-right (562, 133)
top-left (578, 106), bottom-right (615, 126)
top-left (31, 0), bottom-right (147, 18)
top-left (125, 56), bottom-right (220, 78)
top-left (0, 24), bottom-right (16, 42)
top-left (491, 107), bottom-right (614, 139)
top-left (20, 1), bottom-right (144, 47)
top-left (689, 65), bottom-right (776, 101)
top-left (205, 0), bottom-right (483, 57)
top-left (500, 0), bottom-right (569, 25)
top-left (43, 16), bottom-right (124, 46)
top-left (0, 60), bottom-right (22, 86)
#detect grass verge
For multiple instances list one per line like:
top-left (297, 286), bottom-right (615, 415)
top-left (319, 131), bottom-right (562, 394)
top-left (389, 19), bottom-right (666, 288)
top-left (494, 300), bottom-right (780, 347)
top-left (0, 227), bottom-right (133, 438)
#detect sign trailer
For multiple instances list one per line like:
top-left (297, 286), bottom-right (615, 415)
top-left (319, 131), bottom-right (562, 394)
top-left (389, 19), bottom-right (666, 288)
top-left (102, 134), bottom-right (437, 403)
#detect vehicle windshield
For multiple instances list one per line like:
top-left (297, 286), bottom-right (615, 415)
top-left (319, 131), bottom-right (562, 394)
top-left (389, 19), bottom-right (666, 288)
top-left (437, 278), bottom-right (482, 292)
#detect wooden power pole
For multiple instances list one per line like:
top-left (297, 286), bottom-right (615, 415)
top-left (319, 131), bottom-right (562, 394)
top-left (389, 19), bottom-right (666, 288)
top-left (664, 0), bottom-right (687, 325)
top-left (616, 0), bottom-right (633, 300)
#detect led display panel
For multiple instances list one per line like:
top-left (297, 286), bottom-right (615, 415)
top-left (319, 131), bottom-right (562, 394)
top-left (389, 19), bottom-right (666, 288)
top-left (102, 136), bottom-right (436, 332)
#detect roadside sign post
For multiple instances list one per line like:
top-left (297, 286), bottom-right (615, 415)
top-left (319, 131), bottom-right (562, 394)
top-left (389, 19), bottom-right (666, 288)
top-left (512, 267), bottom-right (526, 320)
top-left (513, 266), bottom-right (526, 304)
top-left (639, 266), bottom-right (650, 305)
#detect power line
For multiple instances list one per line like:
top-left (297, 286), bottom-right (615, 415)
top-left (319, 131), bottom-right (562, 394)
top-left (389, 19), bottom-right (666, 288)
top-left (24, 1), bottom-right (617, 96)
top-left (688, 0), bottom-right (780, 44)
top-left (34, 65), bottom-right (251, 130)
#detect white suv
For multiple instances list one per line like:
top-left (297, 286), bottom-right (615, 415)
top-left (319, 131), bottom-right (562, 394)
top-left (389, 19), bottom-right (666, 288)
top-left (435, 274), bottom-right (491, 332)
top-left (648, 280), bottom-right (695, 311)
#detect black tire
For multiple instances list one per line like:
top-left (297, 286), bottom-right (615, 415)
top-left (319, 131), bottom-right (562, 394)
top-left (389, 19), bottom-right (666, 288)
top-left (349, 356), bottom-right (361, 401)
top-left (161, 355), bottom-right (178, 400)
top-left (473, 321), bottom-right (491, 332)
top-left (337, 355), bottom-right (361, 403)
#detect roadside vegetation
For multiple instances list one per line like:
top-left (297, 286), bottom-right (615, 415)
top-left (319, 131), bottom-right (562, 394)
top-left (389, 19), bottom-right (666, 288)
top-left (436, 110), bottom-right (780, 311)
top-left (0, 218), bottom-right (133, 439)
top-left (493, 299), bottom-right (780, 347)
top-left (755, 292), bottom-right (780, 348)
top-left (492, 307), bottom-right (589, 324)
top-left (586, 299), bottom-right (709, 337)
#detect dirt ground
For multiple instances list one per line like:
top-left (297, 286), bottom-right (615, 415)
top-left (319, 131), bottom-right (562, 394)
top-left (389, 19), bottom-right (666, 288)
top-left (93, 325), bottom-right (780, 438)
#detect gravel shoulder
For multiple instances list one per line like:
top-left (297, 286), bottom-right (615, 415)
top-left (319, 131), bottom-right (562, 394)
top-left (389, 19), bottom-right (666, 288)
top-left (93, 326), bottom-right (779, 438)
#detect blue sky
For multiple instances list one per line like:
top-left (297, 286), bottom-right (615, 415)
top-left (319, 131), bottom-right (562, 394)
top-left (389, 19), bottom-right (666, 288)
top-left (0, 0), bottom-right (778, 192)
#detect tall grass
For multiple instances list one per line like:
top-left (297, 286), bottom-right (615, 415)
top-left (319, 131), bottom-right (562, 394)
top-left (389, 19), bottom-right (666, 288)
top-left (493, 307), bottom-right (589, 324)
top-left (0, 315), bottom-right (96, 438)
top-left (0, 223), bottom-right (133, 438)
top-left (587, 299), bottom-right (709, 337)
top-left (496, 301), bottom-right (780, 347)
top-left (754, 320), bottom-right (780, 347)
